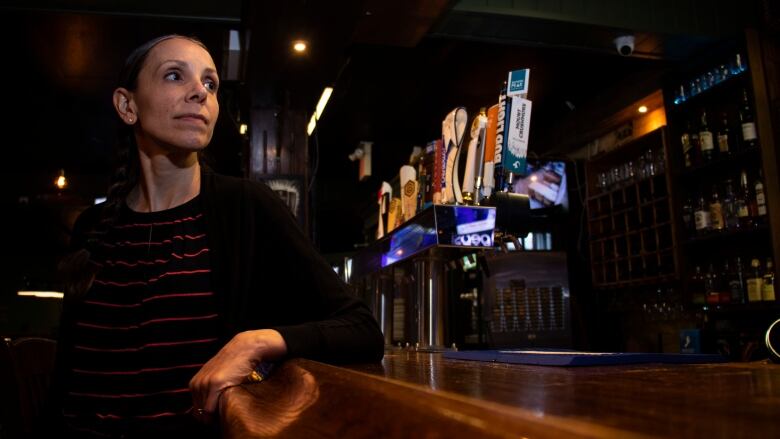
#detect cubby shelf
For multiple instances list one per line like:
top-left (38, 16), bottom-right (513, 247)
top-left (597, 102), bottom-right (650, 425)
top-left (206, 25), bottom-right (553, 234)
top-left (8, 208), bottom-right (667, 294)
top-left (585, 128), bottom-right (678, 288)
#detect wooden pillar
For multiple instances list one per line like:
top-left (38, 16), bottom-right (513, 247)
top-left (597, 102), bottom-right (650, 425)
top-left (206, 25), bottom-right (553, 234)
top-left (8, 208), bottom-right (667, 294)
top-left (242, 1), bottom-right (310, 235)
top-left (746, 27), bottom-right (780, 268)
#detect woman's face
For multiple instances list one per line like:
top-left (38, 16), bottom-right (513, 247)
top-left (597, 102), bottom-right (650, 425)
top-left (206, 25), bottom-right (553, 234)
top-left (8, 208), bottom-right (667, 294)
top-left (127, 38), bottom-right (220, 153)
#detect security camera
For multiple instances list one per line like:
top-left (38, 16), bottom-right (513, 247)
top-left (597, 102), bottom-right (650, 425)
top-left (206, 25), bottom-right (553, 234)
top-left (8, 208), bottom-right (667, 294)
top-left (348, 147), bottom-right (364, 162)
top-left (614, 35), bottom-right (635, 56)
top-left (349, 141), bottom-right (372, 181)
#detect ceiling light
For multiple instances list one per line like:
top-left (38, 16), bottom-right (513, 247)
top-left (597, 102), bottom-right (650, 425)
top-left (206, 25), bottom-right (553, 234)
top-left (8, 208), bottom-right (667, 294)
top-left (293, 40), bottom-right (307, 53)
top-left (307, 87), bottom-right (334, 136)
top-left (55, 169), bottom-right (67, 189)
top-left (638, 105), bottom-right (648, 113)
top-left (307, 114), bottom-right (317, 136)
top-left (315, 87), bottom-right (333, 120)
top-left (18, 291), bottom-right (64, 299)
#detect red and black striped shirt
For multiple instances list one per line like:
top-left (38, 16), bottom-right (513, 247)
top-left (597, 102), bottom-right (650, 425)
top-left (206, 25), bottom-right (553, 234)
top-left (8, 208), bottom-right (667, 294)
top-left (63, 196), bottom-right (220, 437)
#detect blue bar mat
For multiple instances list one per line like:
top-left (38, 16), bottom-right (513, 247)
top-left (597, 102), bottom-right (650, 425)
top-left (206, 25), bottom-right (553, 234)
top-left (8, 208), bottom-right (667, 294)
top-left (443, 350), bottom-right (727, 366)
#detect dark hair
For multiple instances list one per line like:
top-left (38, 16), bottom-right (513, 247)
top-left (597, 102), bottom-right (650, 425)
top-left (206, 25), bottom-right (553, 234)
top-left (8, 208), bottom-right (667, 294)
top-left (95, 35), bottom-right (209, 241)
top-left (60, 35), bottom-right (209, 299)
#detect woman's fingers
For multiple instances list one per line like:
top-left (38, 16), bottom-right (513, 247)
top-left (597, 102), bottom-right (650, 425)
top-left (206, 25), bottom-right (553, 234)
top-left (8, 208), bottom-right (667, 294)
top-left (189, 329), bottom-right (288, 423)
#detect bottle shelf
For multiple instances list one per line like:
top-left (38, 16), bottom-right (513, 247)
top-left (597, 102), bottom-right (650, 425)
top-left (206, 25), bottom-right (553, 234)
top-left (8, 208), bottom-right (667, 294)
top-left (669, 68), bottom-right (749, 110)
top-left (677, 146), bottom-right (760, 180)
top-left (682, 223), bottom-right (769, 246)
top-left (593, 275), bottom-right (678, 290)
top-left (700, 300), bottom-right (780, 314)
top-left (659, 37), bottom-right (780, 320)
top-left (589, 222), bottom-right (672, 244)
top-left (592, 247), bottom-right (675, 264)
top-left (586, 173), bottom-right (667, 201)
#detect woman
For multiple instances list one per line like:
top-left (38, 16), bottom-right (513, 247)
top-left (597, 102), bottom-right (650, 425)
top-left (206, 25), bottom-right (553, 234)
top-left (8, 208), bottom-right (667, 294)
top-left (53, 34), bottom-right (384, 437)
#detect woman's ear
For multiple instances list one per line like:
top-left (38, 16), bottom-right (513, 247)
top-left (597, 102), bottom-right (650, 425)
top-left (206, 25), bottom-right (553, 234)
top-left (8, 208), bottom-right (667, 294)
top-left (113, 88), bottom-right (137, 125)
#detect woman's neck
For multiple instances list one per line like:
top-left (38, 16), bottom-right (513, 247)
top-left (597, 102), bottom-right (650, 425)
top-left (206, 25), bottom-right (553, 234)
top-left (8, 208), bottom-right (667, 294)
top-left (128, 149), bottom-right (201, 213)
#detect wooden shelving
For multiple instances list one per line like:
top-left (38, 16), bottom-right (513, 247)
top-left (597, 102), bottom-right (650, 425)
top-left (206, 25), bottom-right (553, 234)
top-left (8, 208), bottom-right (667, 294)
top-left (662, 34), bottom-right (780, 335)
top-left (665, 50), bottom-right (775, 304)
top-left (585, 128), bottom-right (677, 288)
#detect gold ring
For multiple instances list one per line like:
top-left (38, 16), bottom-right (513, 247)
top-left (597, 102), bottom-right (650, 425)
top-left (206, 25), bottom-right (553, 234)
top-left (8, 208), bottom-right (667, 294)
top-left (247, 370), bottom-right (264, 383)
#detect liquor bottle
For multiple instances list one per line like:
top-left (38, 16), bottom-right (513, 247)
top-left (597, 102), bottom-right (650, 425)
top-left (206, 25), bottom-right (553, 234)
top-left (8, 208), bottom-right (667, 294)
top-left (729, 257), bottom-right (746, 304)
top-left (705, 263), bottom-right (720, 304)
top-left (682, 197), bottom-right (695, 234)
top-left (699, 110), bottom-right (715, 163)
top-left (737, 170), bottom-right (755, 229)
top-left (716, 113), bottom-right (731, 155)
top-left (722, 179), bottom-right (738, 230)
top-left (694, 194), bottom-right (711, 235)
top-left (740, 88), bottom-right (758, 149)
top-left (709, 186), bottom-right (724, 232)
top-left (719, 261), bottom-right (732, 304)
top-left (755, 169), bottom-right (767, 224)
top-left (681, 122), bottom-right (694, 168)
top-left (747, 258), bottom-right (763, 302)
top-left (691, 265), bottom-right (706, 305)
top-left (763, 259), bottom-right (776, 301)
top-left (690, 127), bottom-right (701, 168)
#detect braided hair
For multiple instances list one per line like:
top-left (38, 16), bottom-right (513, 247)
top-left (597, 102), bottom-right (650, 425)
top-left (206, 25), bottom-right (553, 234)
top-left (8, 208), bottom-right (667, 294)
top-left (60, 35), bottom-right (208, 299)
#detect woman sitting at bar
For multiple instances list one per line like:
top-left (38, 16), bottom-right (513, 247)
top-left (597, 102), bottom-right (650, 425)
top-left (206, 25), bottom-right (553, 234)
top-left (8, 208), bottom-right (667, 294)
top-left (52, 34), bottom-right (384, 437)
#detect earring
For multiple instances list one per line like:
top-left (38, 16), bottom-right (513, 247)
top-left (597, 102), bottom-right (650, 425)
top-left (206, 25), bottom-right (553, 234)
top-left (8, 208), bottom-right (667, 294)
top-left (127, 116), bottom-right (134, 123)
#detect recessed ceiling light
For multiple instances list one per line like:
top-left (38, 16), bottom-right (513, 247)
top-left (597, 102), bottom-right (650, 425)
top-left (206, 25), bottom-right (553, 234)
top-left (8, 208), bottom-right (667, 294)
top-left (638, 105), bottom-right (648, 113)
top-left (293, 41), bottom-right (307, 53)
top-left (55, 169), bottom-right (67, 189)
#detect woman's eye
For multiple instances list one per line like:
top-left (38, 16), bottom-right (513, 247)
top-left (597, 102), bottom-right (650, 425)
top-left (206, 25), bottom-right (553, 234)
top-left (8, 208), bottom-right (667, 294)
top-left (164, 71), bottom-right (181, 81)
top-left (204, 79), bottom-right (219, 92)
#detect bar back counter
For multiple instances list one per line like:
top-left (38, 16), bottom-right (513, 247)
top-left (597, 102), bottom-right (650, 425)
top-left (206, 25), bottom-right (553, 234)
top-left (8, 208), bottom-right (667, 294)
top-left (220, 352), bottom-right (780, 438)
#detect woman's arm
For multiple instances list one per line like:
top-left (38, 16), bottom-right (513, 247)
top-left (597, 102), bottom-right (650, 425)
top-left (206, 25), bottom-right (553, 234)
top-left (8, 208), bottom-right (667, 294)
top-left (190, 174), bottom-right (384, 421)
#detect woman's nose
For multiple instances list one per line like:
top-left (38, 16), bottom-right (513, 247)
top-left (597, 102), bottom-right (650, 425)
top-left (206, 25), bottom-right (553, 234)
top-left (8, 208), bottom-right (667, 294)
top-left (187, 81), bottom-right (208, 102)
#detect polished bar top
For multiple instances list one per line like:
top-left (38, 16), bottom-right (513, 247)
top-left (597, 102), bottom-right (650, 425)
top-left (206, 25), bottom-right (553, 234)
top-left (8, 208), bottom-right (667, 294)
top-left (221, 350), bottom-right (780, 438)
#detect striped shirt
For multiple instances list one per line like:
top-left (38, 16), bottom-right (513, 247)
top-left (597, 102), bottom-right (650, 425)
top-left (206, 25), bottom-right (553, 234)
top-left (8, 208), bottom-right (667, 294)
top-left (63, 195), bottom-right (220, 437)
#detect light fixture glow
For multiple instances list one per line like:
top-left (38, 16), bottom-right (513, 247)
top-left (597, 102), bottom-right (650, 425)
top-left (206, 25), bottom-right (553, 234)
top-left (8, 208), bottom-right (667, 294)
top-left (293, 41), bottom-right (307, 53)
top-left (315, 87), bottom-right (333, 120)
top-left (307, 87), bottom-right (334, 136)
top-left (239, 123), bottom-right (248, 135)
top-left (18, 291), bottom-right (64, 299)
top-left (55, 169), bottom-right (67, 189)
top-left (307, 114), bottom-right (317, 136)
top-left (638, 105), bottom-right (648, 113)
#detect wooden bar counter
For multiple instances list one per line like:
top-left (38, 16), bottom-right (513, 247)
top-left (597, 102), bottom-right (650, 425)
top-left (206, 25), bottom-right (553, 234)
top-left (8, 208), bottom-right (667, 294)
top-left (220, 349), bottom-right (780, 438)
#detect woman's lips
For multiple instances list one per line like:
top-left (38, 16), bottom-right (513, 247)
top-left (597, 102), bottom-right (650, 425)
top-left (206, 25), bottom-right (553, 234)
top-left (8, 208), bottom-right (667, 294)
top-left (175, 114), bottom-right (208, 124)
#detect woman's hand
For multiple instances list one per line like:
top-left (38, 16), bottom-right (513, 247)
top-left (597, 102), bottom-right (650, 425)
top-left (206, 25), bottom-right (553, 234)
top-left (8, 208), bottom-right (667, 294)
top-left (189, 329), bottom-right (287, 422)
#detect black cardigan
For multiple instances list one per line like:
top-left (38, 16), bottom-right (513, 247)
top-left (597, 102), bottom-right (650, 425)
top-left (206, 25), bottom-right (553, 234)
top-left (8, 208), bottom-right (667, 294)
top-left (198, 169), bottom-right (384, 361)
top-left (61, 169), bottom-right (384, 364)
